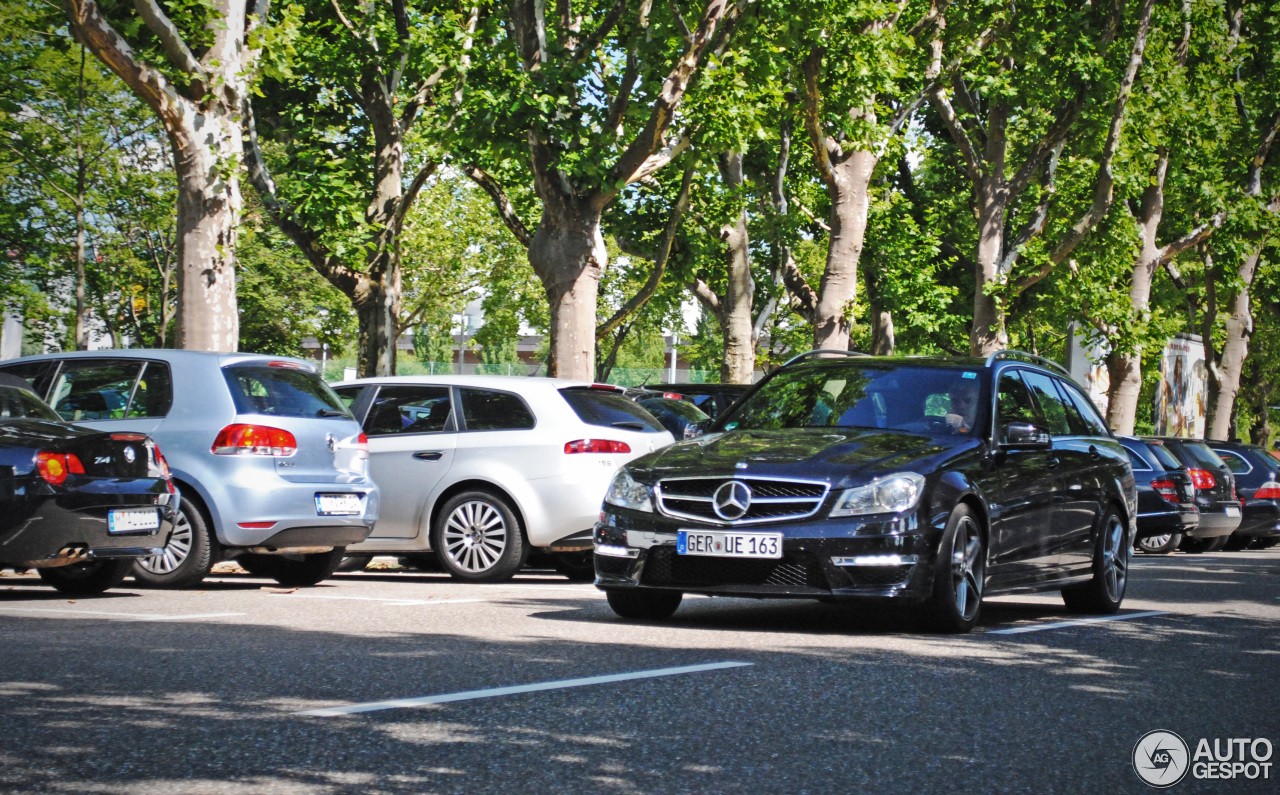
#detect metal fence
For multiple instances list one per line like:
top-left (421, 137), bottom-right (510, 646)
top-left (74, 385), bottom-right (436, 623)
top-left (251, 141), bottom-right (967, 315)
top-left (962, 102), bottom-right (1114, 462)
top-left (321, 359), bottom-right (720, 385)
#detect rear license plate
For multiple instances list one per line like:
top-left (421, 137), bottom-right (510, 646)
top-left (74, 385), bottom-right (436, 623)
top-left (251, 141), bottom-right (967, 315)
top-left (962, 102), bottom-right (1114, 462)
top-left (316, 493), bottom-right (363, 516)
top-left (677, 530), bottom-right (782, 559)
top-left (108, 508), bottom-right (159, 534)
top-left (1225, 505), bottom-right (1241, 517)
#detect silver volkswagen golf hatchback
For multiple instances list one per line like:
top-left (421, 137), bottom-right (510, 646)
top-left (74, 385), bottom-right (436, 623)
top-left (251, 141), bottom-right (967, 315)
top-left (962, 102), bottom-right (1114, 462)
top-left (0, 351), bottom-right (379, 587)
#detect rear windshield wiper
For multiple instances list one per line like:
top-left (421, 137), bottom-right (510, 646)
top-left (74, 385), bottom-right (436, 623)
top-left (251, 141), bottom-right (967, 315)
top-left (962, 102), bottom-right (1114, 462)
top-left (611, 421), bottom-right (646, 430)
top-left (317, 408), bottom-right (350, 418)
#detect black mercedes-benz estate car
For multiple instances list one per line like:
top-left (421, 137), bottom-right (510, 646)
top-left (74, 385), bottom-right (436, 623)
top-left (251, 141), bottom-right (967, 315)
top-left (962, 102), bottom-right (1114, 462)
top-left (593, 350), bottom-right (1136, 633)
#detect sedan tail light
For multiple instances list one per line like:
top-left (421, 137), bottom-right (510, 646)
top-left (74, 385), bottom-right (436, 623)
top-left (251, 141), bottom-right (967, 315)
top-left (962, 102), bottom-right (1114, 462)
top-left (564, 439), bottom-right (632, 454)
top-left (36, 451), bottom-right (85, 485)
top-left (1187, 468), bottom-right (1216, 491)
top-left (1254, 481), bottom-right (1280, 501)
top-left (212, 424), bottom-right (298, 457)
top-left (1150, 479), bottom-right (1180, 504)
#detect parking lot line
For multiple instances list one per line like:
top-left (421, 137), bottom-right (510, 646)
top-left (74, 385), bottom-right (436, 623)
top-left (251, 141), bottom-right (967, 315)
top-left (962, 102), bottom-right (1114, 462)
top-left (295, 661), bottom-right (755, 717)
top-left (283, 594), bottom-right (484, 606)
top-left (987, 610), bottom-right (1169, 635)
top-left (0, 607), bottom-right (245, 622)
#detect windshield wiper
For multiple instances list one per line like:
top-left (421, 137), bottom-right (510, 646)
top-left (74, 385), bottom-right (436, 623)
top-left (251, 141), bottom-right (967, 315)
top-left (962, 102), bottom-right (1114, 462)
top-left (611, 421), bottom-right (646, 430)
top-left (317, 408), bottom-right (350, 418)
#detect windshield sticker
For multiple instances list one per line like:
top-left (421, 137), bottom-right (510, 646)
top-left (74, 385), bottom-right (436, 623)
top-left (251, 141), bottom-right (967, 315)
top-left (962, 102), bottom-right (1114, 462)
top-left (962, 372), bottom-right (977, 379)
top-left (724, 422), bottom-right (738, 430)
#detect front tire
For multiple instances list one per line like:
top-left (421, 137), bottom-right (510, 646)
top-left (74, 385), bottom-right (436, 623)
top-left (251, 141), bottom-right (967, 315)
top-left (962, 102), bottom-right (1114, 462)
top-left (131, 501), bottom-right (215, 589)
top-left (606, 589), bottom-right (682, 620)
top-left (551, 551), bottom-right (596, 582)
top-left (1062, 509), bottom-right (1128, 614)
top-left (925, 504), bottom-right (985, 633)
top-left (1136, 533), bottom-right (1181, 554)
top-left (1222, 534), bottom-right (1251, 551)
top-left (237, 549), bottom-right (347, 587)
top-left (431, 491), bottom-right (526, 583)
top-left (1180, 535), bottom-right (1228, 553)
top-left (38, 560), bottom-right (132, 595)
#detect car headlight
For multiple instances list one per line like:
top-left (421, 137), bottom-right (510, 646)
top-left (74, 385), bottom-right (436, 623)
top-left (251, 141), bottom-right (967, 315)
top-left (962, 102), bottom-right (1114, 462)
top-left (830, 473), bottom-right (925, 517)
top-left (604, 468), bottom-right (654, 513)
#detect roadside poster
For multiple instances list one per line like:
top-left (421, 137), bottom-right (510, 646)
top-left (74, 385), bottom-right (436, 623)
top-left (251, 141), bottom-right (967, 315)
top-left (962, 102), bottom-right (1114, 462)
top-left (1065, 323), bottom-right (1111, 417)
top-left (1153, 333), bottom-right (1206, 438)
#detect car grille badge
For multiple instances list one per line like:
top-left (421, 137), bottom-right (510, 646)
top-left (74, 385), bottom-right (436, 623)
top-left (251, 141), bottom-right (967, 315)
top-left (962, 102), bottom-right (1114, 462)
top-left (713, 480), bottom-right (752, 520)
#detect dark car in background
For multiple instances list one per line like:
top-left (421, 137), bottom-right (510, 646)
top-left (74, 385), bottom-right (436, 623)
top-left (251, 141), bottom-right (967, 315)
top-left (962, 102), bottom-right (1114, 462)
top-left (646, 383), bottom-right (750, 422)
top-left (1207, 440), bottom-right (1280, 550)
top-left (595, 351), bottom-right (1136, 633)
top-left (1145, 437), bottom-right (1241, 553)
top-left (636, 396), bottom-right (710, 440)
top-left (0, 375), bottom-right (176, 594)
top-left (1118, 437), bottom-right (1198, 554)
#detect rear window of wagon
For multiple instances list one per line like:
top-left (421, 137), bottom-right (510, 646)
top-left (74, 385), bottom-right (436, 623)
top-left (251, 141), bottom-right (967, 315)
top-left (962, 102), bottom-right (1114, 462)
top-left (222, 365), bottom-right (350, 419)
top-left (559, 388), bottom-right (665, 433)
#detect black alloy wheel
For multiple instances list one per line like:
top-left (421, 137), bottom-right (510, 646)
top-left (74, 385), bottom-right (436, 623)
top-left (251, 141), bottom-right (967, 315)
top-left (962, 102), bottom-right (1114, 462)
top-left (1062, 509), bottom-right (1128, 614)
top-left (37, 559), bottom-right (133, 595)
top-left (926, 504), bottom-right (985, 633)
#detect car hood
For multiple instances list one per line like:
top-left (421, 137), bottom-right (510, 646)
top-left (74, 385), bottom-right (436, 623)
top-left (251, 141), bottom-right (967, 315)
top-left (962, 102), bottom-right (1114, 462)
top-left (629, 427), bottom-right (977, 488)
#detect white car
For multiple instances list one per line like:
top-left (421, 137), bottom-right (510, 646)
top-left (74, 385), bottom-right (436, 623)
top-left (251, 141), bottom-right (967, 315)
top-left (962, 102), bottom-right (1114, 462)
top-left (332, 376), bottom-right (676, 582)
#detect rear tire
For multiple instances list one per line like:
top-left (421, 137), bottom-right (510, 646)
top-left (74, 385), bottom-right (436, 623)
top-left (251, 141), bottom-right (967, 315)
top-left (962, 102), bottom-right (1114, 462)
top-left (1250, 538), bottom-right (1279, 550)
top-left (431, 491), bottom-right (527, 583)
top-left (131, 500), bottom-right (215, 589)
top-left (398, 554), bottom-right (439, 572)
top-left (924, 504), bottom-right (985, 633)
top-left (38, 560), bottom-right (132, 595)
top-left (238, 549), bottom-right (347, 587)
top-left (1136, 533), bottom-right (1181, 554)
top-left (1222, 534), bottom-right (1251, 551)
top-left (605, 589), bottom-right (682, 620)
top-left (336, 554), bottom-right (373, 572)
top-left (1062, 509), bottom-right (1128, 614)
top-left (551, 551), bottom-right (596, 582)
top-left (1180, 535), bottom-right (1228, 554)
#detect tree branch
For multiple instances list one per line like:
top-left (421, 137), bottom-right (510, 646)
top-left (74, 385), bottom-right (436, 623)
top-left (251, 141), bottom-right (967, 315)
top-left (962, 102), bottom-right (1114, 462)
top-left (801, 47), bottom-right (835, 188)
top-left (691, 276), bottom-right (721, 318)
top-left (929, 86), bottom-right (981, 185)
top-left (132, 0), bottom-right (206, 86)
top-left (573, 0), bottom-right (627, 61)
top-left (602, 51), bottom-right (638, 134)
top-left (1003, 139), bottom-right (1065, 285)
top-left (1246, 111), bottom-right (1280, 198)
top-left (394, 160), bottom-right (440, 231)
top-left (464, 165), bottom-right (532, 248)
top-left (597, 159), bottom-right (695, 339)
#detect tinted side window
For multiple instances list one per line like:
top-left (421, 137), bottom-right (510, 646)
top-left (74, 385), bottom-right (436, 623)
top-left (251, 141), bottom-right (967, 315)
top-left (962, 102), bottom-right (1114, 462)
top-left (366, 386), bottom-right (454, 436)
top-left (48, 359), bottom-right (143, 421)
top-left (1180, 442), bottom-right (1228, 469)
top-left (996, 370), bottom-right (1040, 440)
top-left (222, 365), bottom-right (349, 418)
top-left (1021, 370), bottom-right (1072, 436)
top-left (127, 361), bottom-right (173, 418)
top-left (559, 388), bottom-right (664, 432)
top-left (1058, 380), bottom-right (1111, 436)
top-left (1213, 450), bottom-right (1252, 474)
top-left (459, 388), bottom-right (535, 431)
top-left (1124, 449), bottom-right (1152, 471)
top-left (1147, 442), bottom-right (1183, 470)
top-left (0, 386), bottom-right (61, 421)
top-left (0, 361), bottom-right (55, 397)
top-left (332, 386), bottom-right (364, 410)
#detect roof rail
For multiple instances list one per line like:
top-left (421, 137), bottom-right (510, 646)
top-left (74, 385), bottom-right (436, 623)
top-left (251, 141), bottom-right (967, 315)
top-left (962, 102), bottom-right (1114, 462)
top-left (782, 349), bottom-right (873, 368)
top-left (985, 350), bottom-right (1071, 378)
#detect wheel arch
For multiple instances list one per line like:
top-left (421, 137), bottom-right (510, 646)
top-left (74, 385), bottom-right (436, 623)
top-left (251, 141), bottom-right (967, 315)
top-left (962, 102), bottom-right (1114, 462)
top-left (428, 479), bottom-right (529, 545)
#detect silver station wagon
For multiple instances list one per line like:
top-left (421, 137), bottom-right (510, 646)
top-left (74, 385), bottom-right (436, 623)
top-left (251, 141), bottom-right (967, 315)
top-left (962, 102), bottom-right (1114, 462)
top-left (0, 351), bottom-right (380, 587)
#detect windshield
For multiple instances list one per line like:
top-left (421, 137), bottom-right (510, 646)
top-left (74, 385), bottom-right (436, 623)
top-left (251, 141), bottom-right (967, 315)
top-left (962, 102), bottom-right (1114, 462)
top-left (0, 386), bottom-right (62, 422)
top-left (721, 364), bottom-right (985, 434)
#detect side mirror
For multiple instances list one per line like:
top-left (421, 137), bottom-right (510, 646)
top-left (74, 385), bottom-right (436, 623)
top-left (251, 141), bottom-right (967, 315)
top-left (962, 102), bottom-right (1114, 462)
top-left (1000, 422), bottom-right (1051, 450)
top-left (684, 419), bottom-right (711, 440)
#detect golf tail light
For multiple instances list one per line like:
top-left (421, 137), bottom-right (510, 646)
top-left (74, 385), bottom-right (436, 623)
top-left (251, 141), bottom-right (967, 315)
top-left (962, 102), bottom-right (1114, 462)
top-left (1150, 479), bottom-right (1179, 503)
top-left (1253, 481), bottom-right (1280, 500)
top-left (565, 439), bottom-right (632, 454)
top-left (212, 424), bottom-right (297, 457)
top-left (1187, 468), bottom-right (1216, 490)
top-left (36, 451), bottom-right (85, 485)
top-left (357, 432), bottom-right (369, 460)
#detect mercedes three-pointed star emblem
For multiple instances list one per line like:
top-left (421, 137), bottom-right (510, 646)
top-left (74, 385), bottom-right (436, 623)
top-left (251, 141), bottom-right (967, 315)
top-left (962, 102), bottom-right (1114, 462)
top-left (713, 480), bottom-right (752, 521)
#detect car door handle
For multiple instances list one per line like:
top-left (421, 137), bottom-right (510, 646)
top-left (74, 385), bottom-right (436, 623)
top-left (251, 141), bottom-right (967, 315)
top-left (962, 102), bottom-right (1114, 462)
top-left (413, 451), bottom-right (444, 461)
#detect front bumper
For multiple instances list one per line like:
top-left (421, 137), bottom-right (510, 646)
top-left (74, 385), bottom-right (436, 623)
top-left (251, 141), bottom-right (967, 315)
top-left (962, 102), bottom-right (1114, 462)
top-left (593, 507), bottom-right (943, 602)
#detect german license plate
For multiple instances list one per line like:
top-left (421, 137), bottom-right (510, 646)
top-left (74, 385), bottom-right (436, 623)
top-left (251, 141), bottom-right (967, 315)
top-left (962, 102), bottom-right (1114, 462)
top-left (108, 508), bottom-right (159, 534)
top-left (315, 493), bottom-right (362, 516)
top-left (677, 530), bottom-right (782, 559)
top-left (1225, 505), bottom-right (1241, 517)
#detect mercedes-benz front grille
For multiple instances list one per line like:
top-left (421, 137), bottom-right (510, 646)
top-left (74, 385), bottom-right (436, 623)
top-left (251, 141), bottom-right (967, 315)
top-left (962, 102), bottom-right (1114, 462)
top-left (655, 476), bottom-right (829, 525)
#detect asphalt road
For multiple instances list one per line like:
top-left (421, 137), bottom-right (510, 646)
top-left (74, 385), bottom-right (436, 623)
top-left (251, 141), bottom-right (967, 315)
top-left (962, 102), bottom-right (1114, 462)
top-left (1, 550), bottom-right (1278, 794)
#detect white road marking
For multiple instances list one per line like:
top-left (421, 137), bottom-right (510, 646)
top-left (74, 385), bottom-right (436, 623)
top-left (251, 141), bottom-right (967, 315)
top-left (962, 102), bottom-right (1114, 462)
top-left (284, 594), bottom-right (483, 607)
top-left (0, 607), bottom-right (244, 622)
top-left (988, 610), bottom-right (1169, 635)
top-left (478, 584), bottom-right (601, 593)
top-left (296, 661), bottom-right (755, 717)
